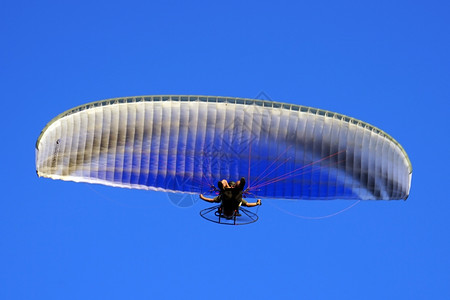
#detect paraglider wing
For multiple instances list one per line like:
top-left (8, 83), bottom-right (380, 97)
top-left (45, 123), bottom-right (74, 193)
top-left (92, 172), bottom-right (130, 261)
top-left (36, 95), bottom-right (412, 200)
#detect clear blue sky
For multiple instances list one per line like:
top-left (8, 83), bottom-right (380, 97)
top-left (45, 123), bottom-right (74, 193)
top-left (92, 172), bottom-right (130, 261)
top-left (1, 0), bottom-right (449, 299)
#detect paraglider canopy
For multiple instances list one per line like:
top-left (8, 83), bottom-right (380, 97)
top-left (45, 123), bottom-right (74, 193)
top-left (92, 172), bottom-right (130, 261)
top-left (36, 95), bottom-right (412, 208)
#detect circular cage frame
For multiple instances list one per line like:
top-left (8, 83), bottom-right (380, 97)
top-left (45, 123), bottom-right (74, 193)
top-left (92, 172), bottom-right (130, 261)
top-left (199, 205), bottom-right (259, 225)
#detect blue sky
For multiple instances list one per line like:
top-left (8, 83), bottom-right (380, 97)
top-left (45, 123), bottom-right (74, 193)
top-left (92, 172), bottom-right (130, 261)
top-left (1, 0), bottom-right (449, 299)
